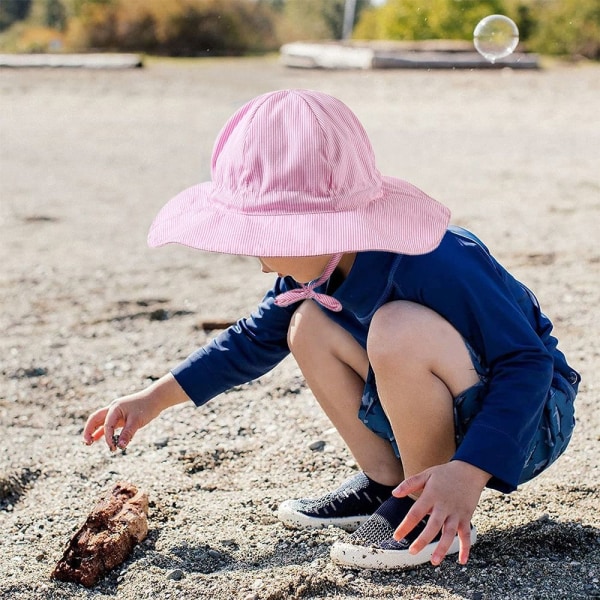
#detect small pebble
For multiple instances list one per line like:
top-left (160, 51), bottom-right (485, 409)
top-left (166, 568), bottom-right (184, 581)
top-left (309, 440), bottom-right (326, 451)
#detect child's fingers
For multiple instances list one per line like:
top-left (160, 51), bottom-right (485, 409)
top-left (82, 408), bottom-right (109, 445)
top-left (392, 471), bottom-right (427, 498)
top-left (428, 517), bottom-right (459, 565)
top-left (408, 511), bottom-right (445, 556)
top-left (103, 404), bottom-right (126, 451)
top-left (116, 424), bottom-right (136, 450)
top-left (90, 426), bottom-right (105, 442)
top-left (392, 500), bottom-right (429, 542)
top-left (456, 521), bottom-right (473, 565)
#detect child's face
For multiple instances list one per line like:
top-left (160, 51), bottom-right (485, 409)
top-left (258, 255), bottom-right (332, 284)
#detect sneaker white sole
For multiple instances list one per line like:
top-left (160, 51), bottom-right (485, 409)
top-left (330, 526), bottom-right (477, 570)
top-left (277, 500), bottom-right (371, 533)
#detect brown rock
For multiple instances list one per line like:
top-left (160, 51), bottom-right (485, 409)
top-left (51, 482), bottom-right (149, 588)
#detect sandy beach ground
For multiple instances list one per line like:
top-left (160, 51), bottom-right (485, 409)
top-left (0, 57), bottom-right (599, 599)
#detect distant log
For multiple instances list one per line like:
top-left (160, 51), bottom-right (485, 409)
top-left (51, 482), bottom-right (148, 588)
top-left (279, 41), bottom-right (539, 70)
top-left (0, 53), bottom-right (143, 69)
top-left (196, 319), bottom-right (236, 331)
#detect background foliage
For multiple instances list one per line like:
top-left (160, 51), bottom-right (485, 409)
top-left (354, 0), bottom-right (600, 58)
top-left (0, 0), bottom-right (598, 58)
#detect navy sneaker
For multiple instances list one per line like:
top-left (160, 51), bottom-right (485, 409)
top-left (330, 495), bottom-right (477, 569)
top-left (277, 472), bottom-right (396, 532)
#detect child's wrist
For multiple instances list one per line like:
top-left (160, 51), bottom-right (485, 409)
top-left (148, 372), bottom-right (191, 411)
top-left (451, 460), bottom-right (492, 488)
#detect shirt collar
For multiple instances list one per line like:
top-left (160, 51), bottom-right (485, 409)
top-left (327, 251), bottom-right (401, 322)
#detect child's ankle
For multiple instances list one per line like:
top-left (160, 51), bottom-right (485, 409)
top-left (363, 471), bottom-right (402, 489)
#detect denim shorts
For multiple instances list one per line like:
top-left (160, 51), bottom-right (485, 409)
top-left (358, 343), bottom-right (579, 487)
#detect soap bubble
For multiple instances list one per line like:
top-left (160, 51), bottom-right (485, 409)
top-left (474, 15), bottom-right (519, 63)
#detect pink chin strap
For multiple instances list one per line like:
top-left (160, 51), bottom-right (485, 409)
top-left (274, 253), bottom-right (343, 312)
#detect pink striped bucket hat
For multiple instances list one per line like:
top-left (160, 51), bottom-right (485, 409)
top-left (147, 89), bottom-right (450, 257)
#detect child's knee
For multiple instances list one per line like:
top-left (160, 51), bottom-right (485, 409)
top-left (367, 301), bottom-right (427, 364)
top-left (287, 300), bottom-right (327, 353)
top-left (368, 301), bottom-right (481, 396)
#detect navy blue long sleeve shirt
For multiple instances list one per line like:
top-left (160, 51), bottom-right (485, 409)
top-left (172, 227), bottom-right (578, 492)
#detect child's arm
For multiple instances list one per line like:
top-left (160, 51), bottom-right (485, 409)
top-left (169, 280), bottom-right (297, 406)
top-left (83, 278), bottom-right (298, 451)
top-left (82, 373), bottom-right (190, 451)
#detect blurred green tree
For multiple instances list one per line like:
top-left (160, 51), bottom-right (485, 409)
top-left (66, 0), bottom-right (280, 55)
top-left (273, 0), bottom-right (369, 41)
top-left (354, 0), bottom-right (600, 58)
top-left (46, 0), bottom-right (68, 29)
top-left (0, 0), bottom-right (33, 31)
top-left (354, 0), bottom-right (505, 40)
top-left (527, 0), bottom-right (600, 58)
top-left (1, 0), bottom-right (598, 58)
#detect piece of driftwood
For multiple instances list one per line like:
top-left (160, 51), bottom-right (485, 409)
top-left (51, 482), bottom-right (148, 588)
top-left (0, 53), bottom-right (143, 69)
top-left (196, 319), bottom-right (236, 331)
top-left (279, 41), bottom-right (539, 70)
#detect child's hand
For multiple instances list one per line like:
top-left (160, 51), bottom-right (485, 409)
top-left (82, 373), bottom-right (190, 451)
top-left (82, 393), bottom-right (160, 451)
top-left (392, 461), bottom-right (491, 565)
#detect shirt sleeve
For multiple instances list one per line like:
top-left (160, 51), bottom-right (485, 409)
top-left (171, 277), bottom-right (297, 406)
top-left (398, 235), bottom-right (554, 492)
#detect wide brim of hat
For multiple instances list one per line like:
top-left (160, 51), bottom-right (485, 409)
top-left (147, 176), bottom-right (450, 257)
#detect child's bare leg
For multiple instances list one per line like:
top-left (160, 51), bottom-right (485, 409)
top-left (367, 301), bottom-right (481, 479)
top-left (288, 300), bottom-right (404, 486)
top-left (330, 303), bottom-right (482, 568)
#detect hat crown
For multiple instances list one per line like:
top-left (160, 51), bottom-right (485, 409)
top-left (209, 89), bottom-right (382, 215)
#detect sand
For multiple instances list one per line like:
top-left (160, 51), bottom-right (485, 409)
top-left (0, 56), bottom-right (599, 599)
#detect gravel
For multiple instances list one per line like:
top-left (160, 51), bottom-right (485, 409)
top-left (0, 57), bottom-right (598, 599)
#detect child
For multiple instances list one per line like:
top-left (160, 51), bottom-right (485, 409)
top-left (83, 89), bottom-right (580, 570)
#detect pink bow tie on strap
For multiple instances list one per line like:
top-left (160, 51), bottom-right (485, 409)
top-left (274, 254), bottom-right (343, 312)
